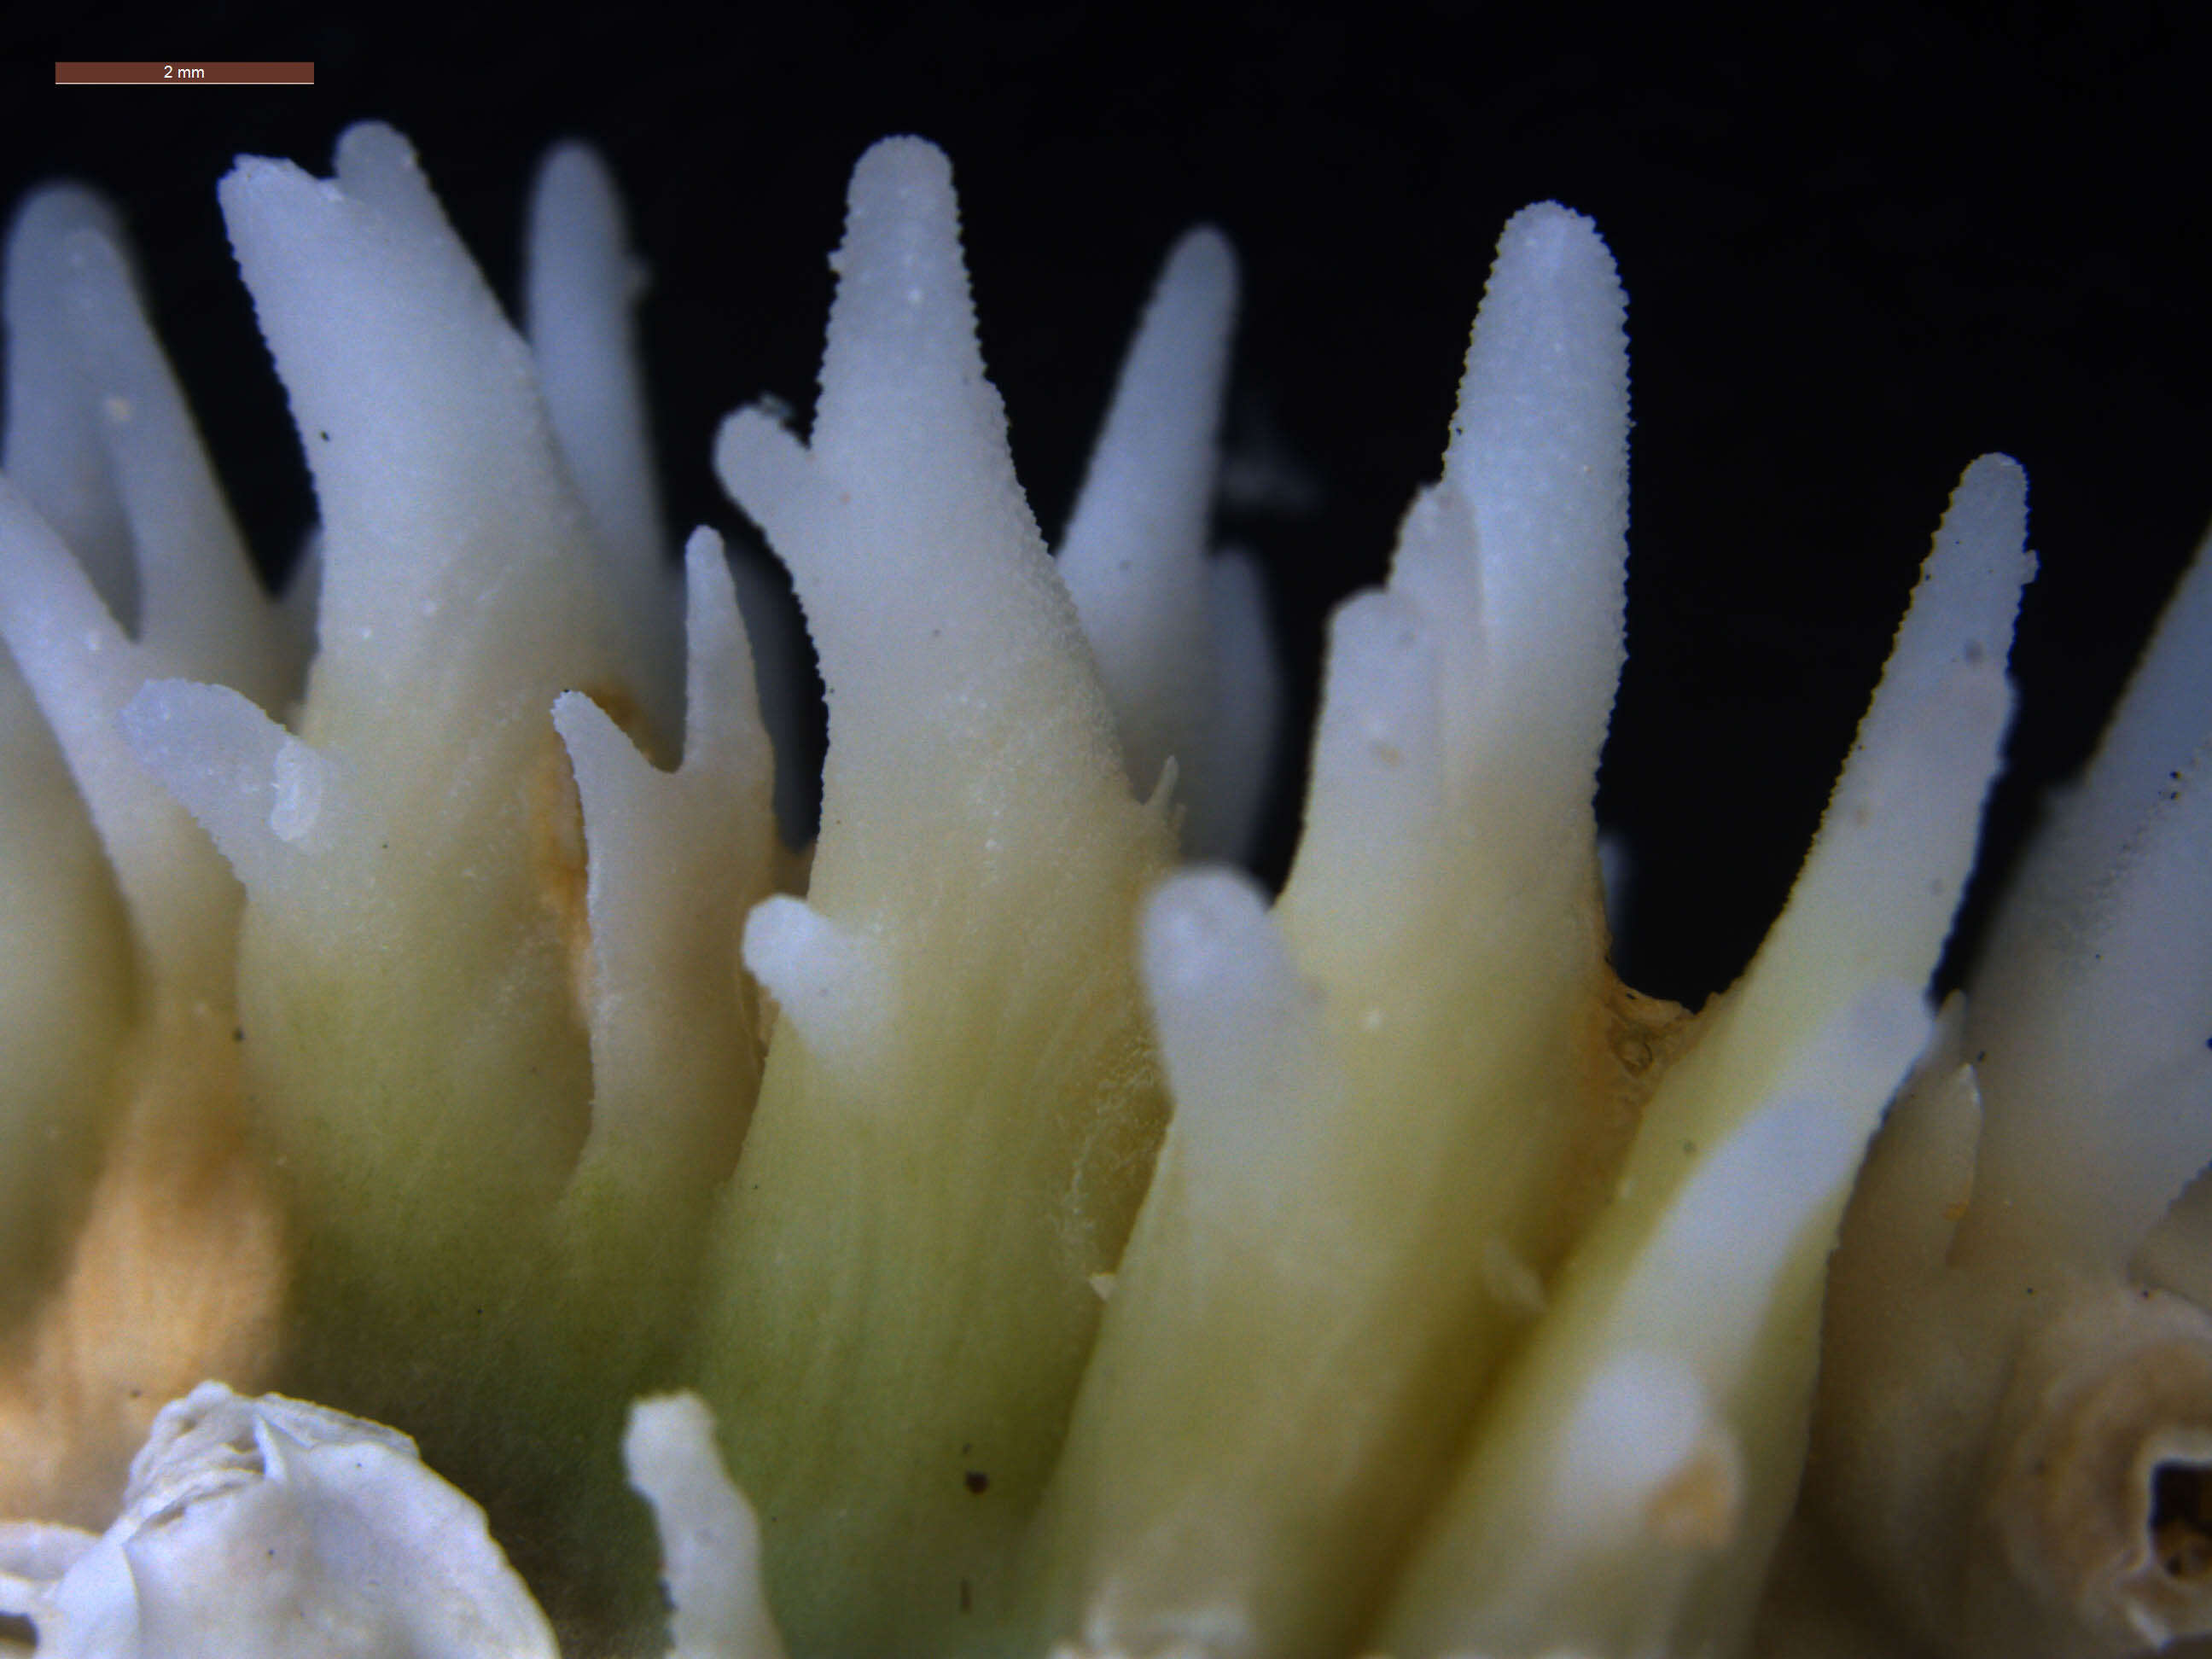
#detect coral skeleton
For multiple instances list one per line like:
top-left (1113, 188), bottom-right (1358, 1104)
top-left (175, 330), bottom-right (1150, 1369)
top-left (0, 122), bottom-right (2206, 1659)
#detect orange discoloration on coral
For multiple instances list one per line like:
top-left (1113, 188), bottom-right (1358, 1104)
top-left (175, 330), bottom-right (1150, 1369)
top-left (1543, 898), bottom-right (1706, 1270)
top-left (1647, 1433), bottom-right (1744, 1552)
top-left (0, 1005), bottom-right (284, 1528)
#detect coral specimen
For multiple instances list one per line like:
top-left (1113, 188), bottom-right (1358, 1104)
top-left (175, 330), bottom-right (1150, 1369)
top-left (0, 119), bottom-right (2205, 1659)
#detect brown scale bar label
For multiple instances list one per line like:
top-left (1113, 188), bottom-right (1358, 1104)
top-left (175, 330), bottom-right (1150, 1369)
top-left (55, 62), bottom-right (315, 85)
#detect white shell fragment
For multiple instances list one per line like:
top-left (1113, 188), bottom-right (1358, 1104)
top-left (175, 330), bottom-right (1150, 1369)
top-left (0, 1382), bottom-right (556, 1658)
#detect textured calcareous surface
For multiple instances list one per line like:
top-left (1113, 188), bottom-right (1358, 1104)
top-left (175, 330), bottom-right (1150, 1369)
top-left (0, 122), bottom-right (2209, 1659)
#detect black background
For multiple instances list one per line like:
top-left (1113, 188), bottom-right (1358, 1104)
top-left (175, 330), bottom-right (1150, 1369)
top-left (3, 3), bottom-right (2206, 1005)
